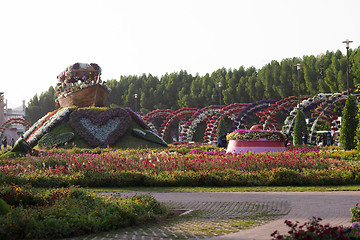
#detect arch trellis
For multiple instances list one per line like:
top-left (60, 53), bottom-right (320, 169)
top-left (260, 96), bottom-right (307, 130)
top-left (282, 90), bottom-right (359, 141)
top-left (233, 100), bottom-right (277, 130)
top-left (181, 105), bottom-right (227, 143)
top-left (158, 108), bottom-right (198, 140)
top-left (308, 92), bottom-right (359, 143)
top-left (180, 106), bottom-right (219, 143)
top-left (0, 117), bottom-right (30, 139)
top-left (282, 93), bottom-right (335, 135)
top-left (202, 103), bottom-right (250, 143)
top-left (143, 109), bottom-right (174, 132)
top-left (138, 91), bottom-right (360, 144)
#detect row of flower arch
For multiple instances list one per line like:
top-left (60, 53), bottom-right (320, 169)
top-left (142, 91), bottom-right (355, 143)
top-left (0, 117), bottom-right (30, 140)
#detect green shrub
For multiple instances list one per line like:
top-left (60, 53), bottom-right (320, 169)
top-left (217, 117), bottom-right (227, 138)
top-left (341, 95), bottom-right (358, 150)
top-left (293, 110), bottom-right (307, 146)
top-left (0, 198), bottom-right (10, 215)
top-left (351, 203), bottom-right (360, 223)
top-left (0, 186), bottom-right (168, 239)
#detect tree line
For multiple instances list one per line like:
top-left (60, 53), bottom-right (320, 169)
top-left (25, 47), bottom-right (360, 124)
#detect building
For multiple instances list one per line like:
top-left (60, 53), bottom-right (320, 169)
top-left (0, 92), bottom-right (26, 142)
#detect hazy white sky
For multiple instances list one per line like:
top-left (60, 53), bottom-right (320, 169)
top-left (1, 0), bottom-right (359, 108)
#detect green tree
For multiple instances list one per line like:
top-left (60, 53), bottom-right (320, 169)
top-left (217, 117), bottom-right (228, 138)
top-left (341, 95), bottom-right (358, 150)
top-left (25, 86), bottom-right (58, 124)
top-left (293, 110), bottom-right (307, 146)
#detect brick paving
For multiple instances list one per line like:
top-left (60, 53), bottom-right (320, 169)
top-left (66, 191), bottom-right (360, 240)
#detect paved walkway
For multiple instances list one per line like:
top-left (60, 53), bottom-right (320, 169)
top-left (120, 191), bottom-right (360, 240)
top-left (69, 191), bottom-right (360, 240)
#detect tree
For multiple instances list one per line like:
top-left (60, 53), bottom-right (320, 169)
top-left (25, 86), bottom-right (58, 124)
top-left (293, 110), bottom-right (307, 146)
top-left (341, 95), bottom-right (358, 150)
top-left (217, 117), bottom-right (228, 138)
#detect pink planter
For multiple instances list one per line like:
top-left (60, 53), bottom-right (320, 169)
top-left (226, 139), bottom-right (286, 154)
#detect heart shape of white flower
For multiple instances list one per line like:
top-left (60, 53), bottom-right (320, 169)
top-left (80, 118), bottom-right (121, 143)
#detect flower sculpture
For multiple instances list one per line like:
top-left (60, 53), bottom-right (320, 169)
top-left (69, 108), bottom-right (131, 147)
top-left (55, 63), bottom-right (111, 107)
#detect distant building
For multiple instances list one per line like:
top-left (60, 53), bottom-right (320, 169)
top-left (0, 92), bottom-right (26, 142)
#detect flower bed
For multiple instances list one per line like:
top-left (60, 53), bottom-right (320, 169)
top-left (0, 185), bottom-right (167, 239)
top-left (226, 129), bottom-right (286, 153)
top-left (1, 146), bottom-right (359, 188)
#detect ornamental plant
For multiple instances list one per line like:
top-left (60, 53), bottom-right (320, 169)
top-left (351, 203), bottom-right (360, 223)
top-left (226, 129), bottom-right (285, 142)
top-left (271, 217), bottom-right (357, 239)
top-left (341, 95), bottom-right (358, 150)
top-left (216, 117), bottom-right (227, 138)
top-left (0, 185), bottom-right (168, 239)
top-left (293, 110), bottom-right (307, 146)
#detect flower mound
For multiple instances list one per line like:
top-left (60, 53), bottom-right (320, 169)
top-left (227, 129), bottom-right (285, 142)
top-left (69, 108), bottom-right (131, 147)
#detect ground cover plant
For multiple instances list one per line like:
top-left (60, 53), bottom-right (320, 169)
top-left (1, 144), bottom-right (359, 188)
top-left (0, 185), bottom-right (168, 239)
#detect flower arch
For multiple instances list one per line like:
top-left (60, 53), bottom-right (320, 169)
top-left (158, 108), bottom-right (198, 140)
top-left (202, 103), bottom-right (250, 143)
top-left (281, 92), bottom-right (355, 136)
top-left (0, 117), bottom-right (30, 139)
top-left (180, 105), bottom-right (223, 143)
top-left (260, 96), bottom-right (307, 130)
top-left (307, 91), bottom-right (359, 143)
top-left (143, 109), bottom-right (174, 132)
top-left (233, 100), bottom-right (277, 130)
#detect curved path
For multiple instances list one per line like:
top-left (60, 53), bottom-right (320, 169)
top-left (117, 191), bottom-right (360, 240)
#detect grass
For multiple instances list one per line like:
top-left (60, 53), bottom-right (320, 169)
top-left (89, 185), bottom-right (360, 193)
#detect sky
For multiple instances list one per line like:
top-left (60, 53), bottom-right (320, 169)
top-left (1, 0), bottom-right (359, 108)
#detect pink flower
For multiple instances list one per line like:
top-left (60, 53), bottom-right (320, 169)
top-left (352, 222), bottom-right (360, 228)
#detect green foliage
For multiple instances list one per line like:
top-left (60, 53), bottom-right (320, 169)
top-left (25, 86), bottom-right (58, 124)
top-left (0, 185), bottom-right (168, 239)
top-left (0, 198), bottom-right (10, 215)
top-left (131, 128), bottom-right (168, 147)
top-left (216, 117), bottom-right (227, 138)
top-left (351, 203), bottom-right (360, 223)
top-left (341, 95), bottom-right (359, 150)
top-left (38, 132), bottom-right (75, 148)
top-left (356, 113), bottom-right (360, 151)
top-left (293, 110), bottom-right (307, 146)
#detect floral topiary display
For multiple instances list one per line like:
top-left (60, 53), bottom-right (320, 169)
top-left (69, 107), bottom-right (131, 147)
top-left (55, 63), bottom-right (111, 102)
top-left (131, 128), bottom-right (168, 147)
top-left (38, 132), bottom-right (75, 148)
top-left (226, 129), bottom-right (285, 142)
